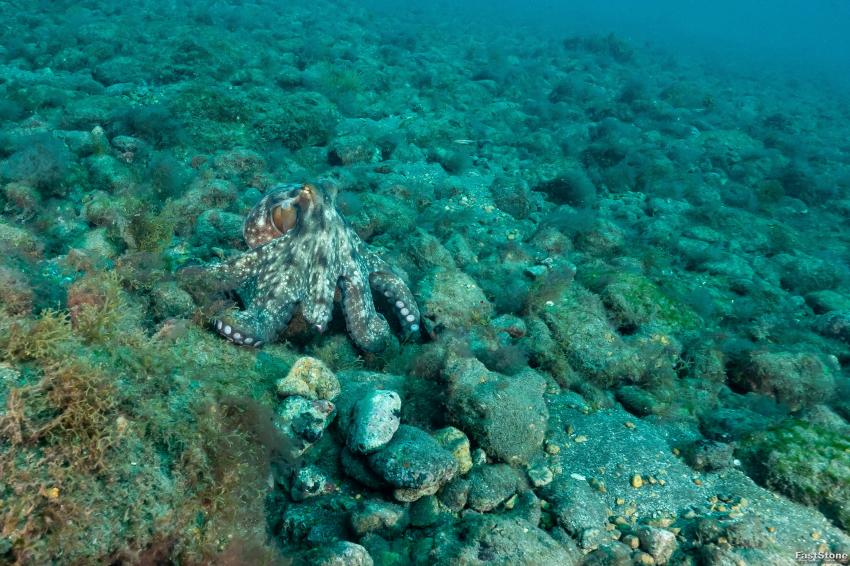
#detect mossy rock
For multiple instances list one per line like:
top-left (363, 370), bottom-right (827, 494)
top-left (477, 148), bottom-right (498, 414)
top-left (595, 271), bottom-right (702, 333)
top-left (739, 420), bottom-right (850, 530)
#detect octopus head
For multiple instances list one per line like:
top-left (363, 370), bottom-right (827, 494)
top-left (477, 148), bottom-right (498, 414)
top-left (242, 182), bottom-right (337, 248)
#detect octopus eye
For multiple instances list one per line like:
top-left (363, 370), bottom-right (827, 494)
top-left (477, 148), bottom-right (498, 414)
top-left (271, 204), bottom-right (297, 234)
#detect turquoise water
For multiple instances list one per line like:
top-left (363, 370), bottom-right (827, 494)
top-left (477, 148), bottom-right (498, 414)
top-left (0, 1), bottom-right (848, 564)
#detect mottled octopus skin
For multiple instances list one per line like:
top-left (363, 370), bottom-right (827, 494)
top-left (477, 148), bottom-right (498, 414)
top-left (203, 182), bottom-right (419, 352)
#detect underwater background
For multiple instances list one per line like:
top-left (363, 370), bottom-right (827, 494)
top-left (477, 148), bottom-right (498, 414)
top-left (0, 0), bottom-right (849, 564)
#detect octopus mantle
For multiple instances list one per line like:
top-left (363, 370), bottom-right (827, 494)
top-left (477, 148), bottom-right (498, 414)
top-left (199, 182), bottom-right (419, 352)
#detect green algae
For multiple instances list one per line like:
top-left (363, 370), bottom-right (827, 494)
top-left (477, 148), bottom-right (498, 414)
top-left (739, 419), bottom-right (850, 531)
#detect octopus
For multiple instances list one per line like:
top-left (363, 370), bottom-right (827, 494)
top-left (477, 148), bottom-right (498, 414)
top-left (194, 181), bottom-right (420, 352)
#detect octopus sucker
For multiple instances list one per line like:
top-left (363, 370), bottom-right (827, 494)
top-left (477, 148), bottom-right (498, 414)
top-left (193, 181), bottom-right (420, 352)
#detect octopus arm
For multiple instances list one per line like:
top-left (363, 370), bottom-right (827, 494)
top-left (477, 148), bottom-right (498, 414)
top-left (370, 270), bottom-right (420, 334)
top-left (339, 274), bottom-right (393, 352)
top-left (204, 247), bottom-right (264, 290)
top-left (176, 248), bottom-right (262, 298)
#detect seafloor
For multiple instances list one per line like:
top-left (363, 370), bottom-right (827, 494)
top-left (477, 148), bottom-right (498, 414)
top-left (0, 1), bottom-right (849, 565)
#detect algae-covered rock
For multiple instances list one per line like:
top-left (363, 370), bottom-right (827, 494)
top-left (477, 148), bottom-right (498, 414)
top-left (193, 208), bottom-right (243, 249)
top-left (600, 271), bottom-right (702, 332)
top-left (0, 221), bottom-right (44, 257)
top-left (739, 420), bottom-right (850, 530)
top-left (427, 514), bottom-right (580, 566)
top-left (539, 475), bottom-right (608, 537)
top-left (347, 389), bottom-right (401, 454)
top-left (615, 385), bottom-right (665, 417)
top-left (149, 281), bottom-right (194, 321)
top-left (438, 477), bottom-right (470, 512)
top-left (682, 439), bottom-right (735, 471)
top-left (465, 463), bottom-right (521, 512)
top-left (274, 396), bottom-right (336, 458)
top-left (340, 446), bottom-right (384, 489)
top-left (276, 356), bottom-right (340, 401)
top-left (730, 350), bottom-right (835, 410)
top-left (419, 268), bottom-right (493, 334)
top-left (367, 425), bottom-right (458, 502)
top-left (432, 426), bottom-right (472, 475)
top-left (815, 310), bottom-right (850, 343)
top-left (86, 153), bottom-right (136, 193)
top-left (328, 134), bottom-right (381, 165)
top-left (301, 541), bottom-right (374, 566)
top-left (0, 266), bottom-right (34, 316)
top-left (350, 500), bottom-right (409, 538)
top-left (254, 91), bottom-right (339, 150)
top-left (445, 356), bottom-right (548, 465)
top-left (538, 285), bottom-right (645, 386)
top-left (290, 465), bottom-right (335, 501)
top-left (409, 495), bottom-right (441, 527)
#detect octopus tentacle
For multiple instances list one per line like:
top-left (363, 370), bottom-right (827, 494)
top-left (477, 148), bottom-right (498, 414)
top-left (213, 302), bottom-right (295, 348)
top-left (204, 247), bottom-right (264, 290)
top-left (370, 271), bottom-right (420, 334)
top-left (339, 274), bottom-right (393, 353)
top-left (177, 248), bottom-right (264, 295)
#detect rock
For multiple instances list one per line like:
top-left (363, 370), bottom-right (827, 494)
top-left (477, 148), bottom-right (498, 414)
top-left (540, 476), bottom-right (609, 537)
top-left (149, 281), bottom-right (194, 320)
top-left (505, 490), bottom-right (542, 526)
top-left (805, 290), bottom-right (850, 313)
top-left (0, 221), bottom-right (44, 258)
top-left (86, 154), bottom-right (135, 193)
top-left (194, 209), bottom-right (243, 248)
top-left (334, 370), bottom-right (407, 433)
top-left (274, 396), bottom-right (335, 458)
top-left (367, 425), bottom-right (458, 502)
top-left (538, 285), bottom-right (645, 386)
top-left (575, 218), bottom-right (625, 254)
top-left (445, 357), bottom-right (548, 465)
top-left (328, 134), bottom-right (380, 165)
top-left (409, 495), bottom-right (441, 527)
top-left (2, 182), bottom-right (39, 218)
top-left (349, 500), bottom-right (409, 537)
top-left (491, 175), bottom-right (533, 219)
top-left (616, 386), bottom-right (665, 417)
top-left (427, 514), bottom-right (580, 565)
top-left (527, 462), bottom-right (554, 487)
top-left (815, 310), bottom-right (850, 343)
top-left (340, 447), bottom-right (384, 489)
top-left (301, 541), bottom-right (373, 566)
top-left (579, 542), bottom-right (633, 566)
top-left (348, 390), bottom-right (401, 454)
top-left (700, 407), bottom-right (777, 442)
top-left (739, 419), bottom-right (850, 530)
top-left (432, 426), bottom-right (473, 475)
top-left (600, 271), bottom-right (701, 332)
top-left (438, 477), bottom-right (470, 512)
top-left (280, 502), bottom-right (348, 545)
top-left (636, 526), bottom-right (677, 564)
top-left (277, 356), bottom-right (340, 401)
top-left (577, 527), bottom-right (608, 550)
top-left (211, 147), bottom-right (266, 179)
top-left (682, 439), bottom-right (734, 471)
top-left (0, 266), bottom-right (33, 316)
top-left (254, 91), bottom-right (338, 150)
top-left (730, 350), bottom-right (835, 410)
top-left (290, 465), bottom-right (335, 501)
top-left (466, 464), bottom-right (521, 512)
top-left (419, 267), bottom-right (493, 334)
